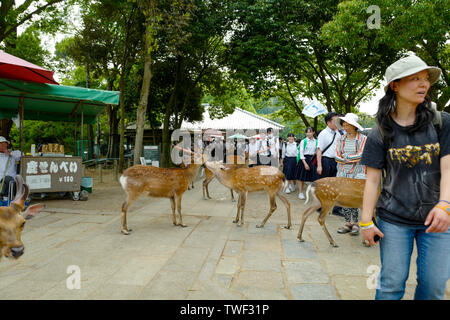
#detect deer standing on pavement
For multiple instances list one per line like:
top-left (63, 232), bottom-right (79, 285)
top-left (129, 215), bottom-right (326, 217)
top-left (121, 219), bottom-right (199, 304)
top-left (0, 175), bottom-right (45, 261)
top-left (119, 153), bottom-right (206, 235)
top-left (204, 161), bottom-right (291, 228)
top-left (297, 177), bottom-right (374, 247)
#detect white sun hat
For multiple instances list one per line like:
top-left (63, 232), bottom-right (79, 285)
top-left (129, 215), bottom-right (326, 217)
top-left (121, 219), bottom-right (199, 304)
top-left (384, 53), bottom-right (441, 92)
top-left (336, 113), bottom-right (364, 132)
top-left (0, 136), bottom-right (10, 144)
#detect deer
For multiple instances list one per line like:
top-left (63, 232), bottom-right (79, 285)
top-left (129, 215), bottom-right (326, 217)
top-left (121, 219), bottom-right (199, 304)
top-left (202, 154), bottom-right (248, 201)
top-left (204, 161), bottom-right (291, 229)
top-left (0, 175), bottom-right (45, 261)
top-left (119, 152), bottom-right (207, 235)
top-left (297, 177), bottom-right (375, 248)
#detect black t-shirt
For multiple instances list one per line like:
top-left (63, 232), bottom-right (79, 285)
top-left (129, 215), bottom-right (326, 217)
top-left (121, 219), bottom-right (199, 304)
top-left (361, 111), bottom-right (450, 226)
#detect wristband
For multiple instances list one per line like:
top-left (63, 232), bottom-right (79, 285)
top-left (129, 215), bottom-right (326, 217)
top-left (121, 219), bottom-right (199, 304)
top-left (435, 203), bottom-right (450, 215)
top-left (359, 221), bottom-right (374, 227)
top-left (439, 200), bottom-right (450, 205)
top-left (360, 223), bottom-right (375, 230)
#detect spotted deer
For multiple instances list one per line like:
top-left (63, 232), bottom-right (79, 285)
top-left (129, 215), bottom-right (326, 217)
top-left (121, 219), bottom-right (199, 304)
top-left (119, 153), bottom-right (206, 234)
top-left (0, 175), bottom-right (45, 261)
top-left (297, 177), bottom-right (374, 247)
top-left (204, 161), bottom-right (291, 229)
top-left (202, 154), bottom-right (248, 201)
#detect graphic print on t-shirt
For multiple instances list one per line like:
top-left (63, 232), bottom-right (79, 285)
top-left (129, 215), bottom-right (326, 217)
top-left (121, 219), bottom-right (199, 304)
top-left (388, 142), bottom-right (440, 168)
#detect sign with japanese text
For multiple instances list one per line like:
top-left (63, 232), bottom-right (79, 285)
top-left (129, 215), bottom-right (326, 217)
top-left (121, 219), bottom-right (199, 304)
top-left (20, 156), bottom-right (82, 192)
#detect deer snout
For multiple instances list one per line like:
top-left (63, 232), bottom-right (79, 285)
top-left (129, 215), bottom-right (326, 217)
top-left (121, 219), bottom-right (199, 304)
top-left (10, 245), bottom-right (24, 258)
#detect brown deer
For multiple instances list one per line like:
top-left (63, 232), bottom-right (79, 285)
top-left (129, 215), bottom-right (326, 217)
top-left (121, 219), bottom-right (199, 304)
top-left (297, 177), bottom-right (373, 247)
top-left (119, 153), bottom-right (206, 235)
top-left (204, 161), bottom-right (291, 229)
top-left (0, 175), bottom-right (45, 261)
top-left (203, 154), bottom-right (248, 201)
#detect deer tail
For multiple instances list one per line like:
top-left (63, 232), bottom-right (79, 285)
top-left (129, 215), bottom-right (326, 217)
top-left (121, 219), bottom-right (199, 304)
top-left (305, 183), bottom-right (316, 205)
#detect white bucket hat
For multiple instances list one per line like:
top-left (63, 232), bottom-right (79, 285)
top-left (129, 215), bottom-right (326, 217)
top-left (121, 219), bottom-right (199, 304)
top-left (384, 53), bottom-right (441, 92)
top-left (336, 113), bottom-right (364, 132)
top-left (0, 136), bottom-right (10, 144)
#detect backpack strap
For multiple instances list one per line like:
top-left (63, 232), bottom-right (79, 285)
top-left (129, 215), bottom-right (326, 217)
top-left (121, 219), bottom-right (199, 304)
top-left (431, 102), bottom-right (442, 135)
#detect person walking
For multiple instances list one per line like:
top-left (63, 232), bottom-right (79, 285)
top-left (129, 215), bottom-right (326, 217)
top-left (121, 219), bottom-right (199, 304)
top-left (361, 53), bottom-right (450, 300)
top-left (316, 112), bottom-right (343, 215)
top-left (281, 133), bottom-right (298, 193)
top-left (256, 130), bottom-right (271, 165)
top-left (334, 113), bottom-right (367, 235)
top-left (0, 136), bottom-right (21, 200)
top-left (297, 127), bottom-right (318, 200)
top-left (246, 137), bottom-right (258, 167)
top-left (316, 112), bottom-right (341, 178)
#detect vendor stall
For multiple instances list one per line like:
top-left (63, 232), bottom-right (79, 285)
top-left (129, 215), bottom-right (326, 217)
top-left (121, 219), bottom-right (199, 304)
top-left (0, 78), bottom-right (119, 200)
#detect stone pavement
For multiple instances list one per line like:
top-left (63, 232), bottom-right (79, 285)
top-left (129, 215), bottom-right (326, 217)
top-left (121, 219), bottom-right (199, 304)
top-left (0, 175), bottom-right (448, 300)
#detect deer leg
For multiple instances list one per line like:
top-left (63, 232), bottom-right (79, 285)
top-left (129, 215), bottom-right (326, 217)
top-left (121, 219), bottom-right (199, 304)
top-left (230, 189), bottom-right (235, 202)
top-left (233, 193), bottom-right (242, 224)
top-left (202, 178), bottom-right (212, 200)
top-left (120, 190), bottom-right (141, 235)
top-left (277, 193), bottom-right (291, 229)
top-left (297, 206), bottom-right (319, 242)
top-left (318, 204), bottom-right (338, 247)
top-left (175, 195), bottom-right (186, 227)
top-left (238, 191), bottom-right (247, 227)
top-left (256, 192), bottom-right (277, 228)
top-left (170, 197), bottom-right (177, 225)
top-left (121, 195), bottom-right (137, 235)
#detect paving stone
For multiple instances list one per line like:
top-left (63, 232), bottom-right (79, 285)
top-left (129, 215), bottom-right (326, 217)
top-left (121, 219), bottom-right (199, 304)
top-left (241, 255), bottom-right (282, 272)
top-left (0, 280), bottom-right (60, 300)
top-left (88, 284), bottom-right (145, 299)
top-left (232, 271), bottom-right (284, 291)
top-left (215, 256), bottom-right (239, 275)
top-left (223, 240), bottom-right (242, 257)
top-left (282, 239), bottom-right (318, 259)
top-left (283, 260), bottom-right (330, 284)
top-left (162, 247), bottom-right (209, 273)
top-left (139, 271), bottom-right (197, 299)
top-left (107, 256), bottom-right (167, 286)
top-left (333, 275), bottom-right (374, 300)
top-left (290, 284), bottom-right (338, 300)
top-left (238, 287), bottom-right (289, 300)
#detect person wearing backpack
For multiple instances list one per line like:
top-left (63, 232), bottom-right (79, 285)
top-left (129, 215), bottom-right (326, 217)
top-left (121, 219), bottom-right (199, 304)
top-left (297, 127), bottom-right (318, 199)
top-left (281, 133), bottom-right (299, 193)
top-left (360, 53), bottom-right (450, 300)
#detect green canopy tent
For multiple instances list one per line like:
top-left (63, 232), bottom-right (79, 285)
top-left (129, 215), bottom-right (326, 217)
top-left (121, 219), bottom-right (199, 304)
top-left (0, 78), bottom-right (119, 155)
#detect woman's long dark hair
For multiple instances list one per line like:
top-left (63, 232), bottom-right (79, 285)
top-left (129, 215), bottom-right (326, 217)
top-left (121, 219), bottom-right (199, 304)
top-left (376, 83), bottom-right (435, 143)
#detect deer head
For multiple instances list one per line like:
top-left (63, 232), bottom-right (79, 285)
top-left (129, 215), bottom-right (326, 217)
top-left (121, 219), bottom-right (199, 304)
top-left (0, 175), bottom-right (45, 260)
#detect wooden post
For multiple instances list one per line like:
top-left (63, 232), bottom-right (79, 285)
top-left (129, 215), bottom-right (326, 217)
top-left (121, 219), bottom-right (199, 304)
top-left (98, 162), bottom-right (103, 183)
top-left (19, 95), bottom-right (24, 155)
top-left (114, 160), bottom-right (118, 181)
top-left (81, 101), bottom-right (84, 161)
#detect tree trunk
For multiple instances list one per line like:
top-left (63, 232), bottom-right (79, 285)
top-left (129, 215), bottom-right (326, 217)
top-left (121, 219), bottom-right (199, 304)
top-left (161, 56), bottom-right (182, 168)
top-left (133, 23), bottom-right (154, 165)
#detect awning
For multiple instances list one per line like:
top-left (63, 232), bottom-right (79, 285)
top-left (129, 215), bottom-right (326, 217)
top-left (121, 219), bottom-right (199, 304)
top-left (0, 50), bottom-right (58, 84)
top-left (0, 78), bottom-right (119, 124)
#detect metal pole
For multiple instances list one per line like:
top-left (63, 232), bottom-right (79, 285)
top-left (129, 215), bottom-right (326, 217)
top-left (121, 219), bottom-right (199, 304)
top-left (81, 102), bottom-right (84, 161)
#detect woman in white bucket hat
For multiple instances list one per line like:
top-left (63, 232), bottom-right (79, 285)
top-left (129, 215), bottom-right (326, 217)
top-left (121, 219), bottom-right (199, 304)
top-left (361, 53), bottom-right (450, 300)
top-left (334, 113), bottom-right (367, 235)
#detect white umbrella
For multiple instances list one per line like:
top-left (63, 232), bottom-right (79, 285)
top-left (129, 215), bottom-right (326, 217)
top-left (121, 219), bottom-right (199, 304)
top-left (302, 100), bottom-right (327, 118)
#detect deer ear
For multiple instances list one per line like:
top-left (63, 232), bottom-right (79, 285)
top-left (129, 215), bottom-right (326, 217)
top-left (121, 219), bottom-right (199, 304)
top-left (21, 204), bottom-right (45, 220)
